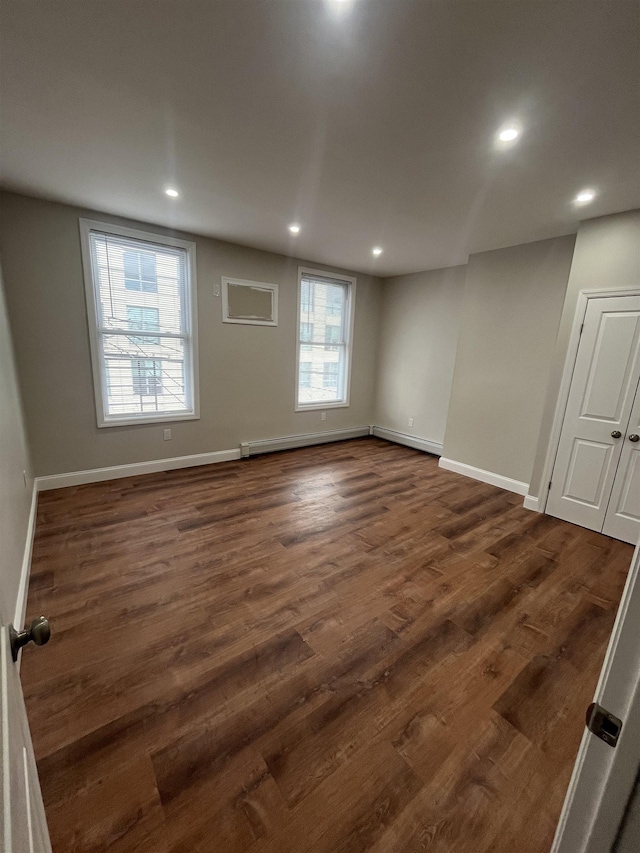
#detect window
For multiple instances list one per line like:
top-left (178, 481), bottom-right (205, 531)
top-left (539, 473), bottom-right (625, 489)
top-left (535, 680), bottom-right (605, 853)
top-left (326, 287), bottom-right (342, 316)
top-left (132, 358), bottom-right (162, 395)
top-left (296, 268), bottom-right (355, 409)
top-left (127, 306), bottom-right (160, 345)
top-left (80, 220), bottom-right (199, 427)
top-left (301, 280), bottom-right (314, 314)
top-left (124, 250), bottom-right (158, 292)
top-left (324, 324), bottom-right (341, 351)
top-left (300, 361), bottom-right (313, 388)
top-left (323, 362), bottom-right (339, 389)
top-left (300, 322), bottom-right (314, 352)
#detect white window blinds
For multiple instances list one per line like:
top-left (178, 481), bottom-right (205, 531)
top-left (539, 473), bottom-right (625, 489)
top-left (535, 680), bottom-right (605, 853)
top-left (82, 222), bottom-right (198, 426)
top-left (296, 271), bottom-right (355, 408)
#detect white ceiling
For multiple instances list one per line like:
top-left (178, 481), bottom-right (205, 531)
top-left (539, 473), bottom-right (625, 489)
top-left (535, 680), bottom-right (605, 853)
top-left (0, 1), bottom-right (638, 277)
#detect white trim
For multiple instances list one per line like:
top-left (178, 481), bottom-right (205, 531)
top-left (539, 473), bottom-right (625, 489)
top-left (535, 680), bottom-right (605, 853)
top-left (538, 287), bottom-right (640, 514)
top-left (295, 267), bottom-right (356, 412)
top-left (438, 457), bottom-right (529, 496)
top-left (523, 494), bottom-right (540, 512)
top-left (78, 218), bottom-right (200, 428)
top-left (240, 427), bottom-right (370, 458)
top-left (35, 449), bottom-right (241, 491)
top-left (221, 277), bottom-right (278, 326)
top-left (552, 539), bottom-right (640, 853)
top-left (372, 427), bottom-right (443, 457)
top-left (13, 485), bottom-right (38, 632)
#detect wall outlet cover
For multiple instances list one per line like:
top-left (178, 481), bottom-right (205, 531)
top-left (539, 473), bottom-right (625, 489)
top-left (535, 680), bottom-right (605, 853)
top-left (163, 428), bottom-right (172, 440)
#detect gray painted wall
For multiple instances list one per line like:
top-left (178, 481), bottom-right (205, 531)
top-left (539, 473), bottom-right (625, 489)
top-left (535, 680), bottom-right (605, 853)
top-left (374, 265), bottom-right (466, 446)
top-left (0, 259), bottom-right (33, 625)
top-left (442, 236), bottom-right (576, 485)
top-left (0, 192), bottom-right (382, 477)
top-left (529, 209), bottom-right (640, 498)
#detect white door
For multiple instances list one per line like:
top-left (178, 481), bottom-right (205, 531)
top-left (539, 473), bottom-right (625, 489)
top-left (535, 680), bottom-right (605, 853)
top-left (0, 619), bottom-right (51, 853)
top-left (552, 539), bottom-right (640, 853)
top-left (603, 380), bottom-right (640, 543)
top-left (547, 294), bottom-right (640, 537)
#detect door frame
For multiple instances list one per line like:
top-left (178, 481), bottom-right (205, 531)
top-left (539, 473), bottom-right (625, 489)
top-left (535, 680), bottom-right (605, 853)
top-left (551, 538), bottom-right (640, 853)
top-left (538, 288), bottom-right (640, 515)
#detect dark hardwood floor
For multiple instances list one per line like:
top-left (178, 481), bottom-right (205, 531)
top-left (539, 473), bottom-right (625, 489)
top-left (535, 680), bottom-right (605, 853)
top-left (21, 438), bottom-right (632, 853)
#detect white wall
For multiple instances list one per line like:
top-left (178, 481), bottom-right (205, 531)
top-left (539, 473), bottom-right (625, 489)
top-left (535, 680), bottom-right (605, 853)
top-left (0, 259), bottom-right (33, 626)
top-left (374, 265), bottom-right (466, 446)
top-left (529, 210), bottom-right (640, 497)
top-left (442, 236), bottom-right (576, 485)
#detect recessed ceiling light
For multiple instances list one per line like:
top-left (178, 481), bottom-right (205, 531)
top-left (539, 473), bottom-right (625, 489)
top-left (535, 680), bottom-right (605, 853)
top-left (289, 224), bottom-right (301, 234)
top-left (574, 189), bottom-right (596, 205)
top-left (372, 247), bottom-right (383, 256)
top-left (165, 188), bottom-right (179, 198)
top-left (498, 127), bottom-right (520, 142)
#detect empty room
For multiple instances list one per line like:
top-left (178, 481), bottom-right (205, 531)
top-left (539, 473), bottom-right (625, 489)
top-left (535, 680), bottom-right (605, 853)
top-left (1, 1), bottom-right (640, 851)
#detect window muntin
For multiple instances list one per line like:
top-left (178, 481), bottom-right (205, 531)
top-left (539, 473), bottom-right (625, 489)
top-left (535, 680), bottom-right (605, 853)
top-left (127, 306), bottom-right (160, 344)
top-left (124, 250), bottom-right (158, 292)
top-left (81, 221), bottom-right (198, 426)
top-left (296, 270), bottom-right (354, 409)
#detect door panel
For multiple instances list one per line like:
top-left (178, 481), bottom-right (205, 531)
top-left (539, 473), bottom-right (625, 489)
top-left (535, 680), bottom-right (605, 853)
top-left (547, 295), bottom-right (640, 532)
top-left (581, 313), bottom-right (640, 420)
top-left (562, 439), bottom-right (614, 506)
top-left (603, 381), bottom-right (640, 544)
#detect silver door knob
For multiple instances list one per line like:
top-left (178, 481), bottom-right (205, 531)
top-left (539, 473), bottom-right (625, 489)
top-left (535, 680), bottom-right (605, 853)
top-left (629, 434), bottom-right (640, 443)
top-left (611, 430), bottom-right (622, 438)
top-left (9, 616), bottom-right (50, 662)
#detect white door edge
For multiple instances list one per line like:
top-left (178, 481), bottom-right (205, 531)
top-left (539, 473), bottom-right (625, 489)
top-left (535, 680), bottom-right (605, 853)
top-left (552, 537), bottom-right (640, 853)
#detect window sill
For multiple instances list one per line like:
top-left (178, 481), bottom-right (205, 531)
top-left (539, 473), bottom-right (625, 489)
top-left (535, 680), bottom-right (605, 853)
top-left (98, 411), bottom-right (199, 428)
top-left (295, 401), bottom-right (350, 413)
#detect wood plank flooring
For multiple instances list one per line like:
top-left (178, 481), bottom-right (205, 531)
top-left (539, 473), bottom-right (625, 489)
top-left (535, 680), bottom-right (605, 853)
top-left (21, 438), bottom-right (633, 853)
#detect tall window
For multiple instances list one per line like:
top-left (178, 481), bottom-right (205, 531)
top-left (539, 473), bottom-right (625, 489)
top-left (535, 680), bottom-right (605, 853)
top-left (296, 268), bottom-right (355, 409)
top-left (81, 220), bottom-right (198, 426)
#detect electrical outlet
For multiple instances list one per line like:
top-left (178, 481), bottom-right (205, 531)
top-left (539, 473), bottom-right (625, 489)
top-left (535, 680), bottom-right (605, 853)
top-left (163, 428), bottom-right (172, 441)
top-left (321, 412), bottom-right (327, 421)
top-left (213, 281), bottom-right (221, 297)
top-left (408, 417), bottom-right (414, 428)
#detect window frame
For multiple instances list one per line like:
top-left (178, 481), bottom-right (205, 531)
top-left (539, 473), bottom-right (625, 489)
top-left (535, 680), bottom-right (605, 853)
top-left (79, 218), bottom-right (200, 428)
top-left (295, 266), bottom-right (356, 412)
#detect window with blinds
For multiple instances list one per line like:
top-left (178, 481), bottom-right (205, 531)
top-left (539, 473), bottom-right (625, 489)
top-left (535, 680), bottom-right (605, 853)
top-left (296, 269), bottom-right (355, 409)
top-left (80, 221), bottom-right (199, 426)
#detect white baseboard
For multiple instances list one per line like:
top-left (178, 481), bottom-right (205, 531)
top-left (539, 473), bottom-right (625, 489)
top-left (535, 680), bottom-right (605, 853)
top-left (35, 448), bottom-right (242, 491)
top-left (438, 457), bottom-right (529, 496)
top-left (240, 426), bottom-right (371, 458)
top-left (14, 484), bottom-right (38, 631)
top-left (523, 494), bottom-right (541, 512)
top-left (372, 427), bottom-right (443, 457)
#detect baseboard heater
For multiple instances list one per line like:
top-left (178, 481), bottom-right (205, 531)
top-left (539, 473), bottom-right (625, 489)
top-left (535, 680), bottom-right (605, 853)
top-left (240, 426), bottom-right (372, 458)
top-left (371, 426), bottom-right (443, 457)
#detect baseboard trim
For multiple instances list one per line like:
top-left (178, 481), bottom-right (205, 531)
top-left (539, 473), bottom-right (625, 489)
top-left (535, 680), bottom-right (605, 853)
top-left (523, 494), bottom-right (541, 512)
top-left (35, 448), bottom-right (242, 491)
top-left (14, 484), bottom-right (38, 631)
top-left (438, 457), bottom-right (529, 496)
top-left (372, 427), bottom-right (443, 457)
top-left (240, 426), bottom-right (371, 458)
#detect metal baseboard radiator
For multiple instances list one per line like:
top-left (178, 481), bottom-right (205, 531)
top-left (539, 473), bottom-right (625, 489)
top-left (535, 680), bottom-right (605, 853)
top-left (240, 426), bottom-right (372, 458)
